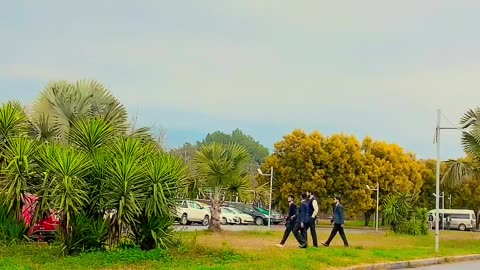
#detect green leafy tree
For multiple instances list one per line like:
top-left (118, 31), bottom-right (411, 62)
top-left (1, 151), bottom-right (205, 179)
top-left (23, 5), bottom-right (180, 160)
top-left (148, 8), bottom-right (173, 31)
top-left (192, 143), bottom-right (250, 231)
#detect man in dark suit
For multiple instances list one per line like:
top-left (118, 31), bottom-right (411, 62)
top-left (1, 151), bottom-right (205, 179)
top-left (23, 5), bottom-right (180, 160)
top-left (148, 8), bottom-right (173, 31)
top-left (276, 195), bottom-right (297, 247)
top-left (292, 193), bottom-right (309, 248)
top-left (322, 196), bottom-right (349, 247)
top-left (305, 191), bottom-right (319, 247)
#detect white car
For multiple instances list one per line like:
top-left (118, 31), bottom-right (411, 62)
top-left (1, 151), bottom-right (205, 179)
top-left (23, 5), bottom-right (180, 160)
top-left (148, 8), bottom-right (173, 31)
top-left (175, 200), bottom-right (210, 226)
top-left (220, 207), bottom-right (240, 225)
top-left (225, 207), bottom-right (254, 225)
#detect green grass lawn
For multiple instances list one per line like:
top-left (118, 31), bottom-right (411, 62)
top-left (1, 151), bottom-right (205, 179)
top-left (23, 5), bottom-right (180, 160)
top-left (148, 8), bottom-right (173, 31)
top-left (1, 230), bottom-right (479, 270)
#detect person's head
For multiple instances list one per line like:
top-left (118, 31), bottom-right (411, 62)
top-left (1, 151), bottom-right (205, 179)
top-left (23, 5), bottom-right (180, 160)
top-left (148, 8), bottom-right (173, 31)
top-left (287, 195), bottom-right (294, 203)
top-left (306, 191), bottom-right (312, 197)
top-left (334, 196), bottom-right (341, 204)
top-left (301, 193), bottom-right (308, 201)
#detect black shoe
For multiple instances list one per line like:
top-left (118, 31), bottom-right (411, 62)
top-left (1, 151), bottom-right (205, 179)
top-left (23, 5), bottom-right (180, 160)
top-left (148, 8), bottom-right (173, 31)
top-left (299, 244), bottom-right (307, 249)
top-left (344, 245), bottom-right (349, 247)
top-left (322, 243), bottom-right (329, 247)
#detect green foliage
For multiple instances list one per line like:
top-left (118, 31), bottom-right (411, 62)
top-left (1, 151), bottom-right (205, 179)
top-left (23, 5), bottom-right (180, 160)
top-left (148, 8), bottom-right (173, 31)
top-left (0, 101), bottom-right (29, 145)
top-left (0, 205), bottom-right (27, 244)
top-left (0, 80), bottom-right (187, 255)
top-left (192, 143), bottom-right (250, 231)
top-left (132, 216), bottom-right (176, 251)
top-left (383, 193), bottom-right (427, 235)
top-left (0, 137), bottom-right (39, 218)
top-left (200, 129), bottom-right (269, 164)
top-left (32, 79), bottom-right (128, 140)
top-left (58, 214), bottom-right (108, 255)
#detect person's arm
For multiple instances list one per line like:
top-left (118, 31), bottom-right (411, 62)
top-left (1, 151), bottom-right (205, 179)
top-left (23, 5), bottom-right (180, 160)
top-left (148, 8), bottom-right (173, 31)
top-left (311, 199), bottom-right (318, 218)
top-left (339, 205), bottom-right (345, 226)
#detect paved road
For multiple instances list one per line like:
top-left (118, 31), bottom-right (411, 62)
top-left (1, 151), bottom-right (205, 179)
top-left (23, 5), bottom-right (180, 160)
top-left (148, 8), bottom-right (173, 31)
top-left (175, 224), bottom-right (378, 234)
top-left (404, 261), bottom-right (480, 269)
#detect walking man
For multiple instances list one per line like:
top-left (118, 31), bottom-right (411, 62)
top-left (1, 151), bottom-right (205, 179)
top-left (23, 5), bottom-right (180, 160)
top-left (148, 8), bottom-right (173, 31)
top-left (322, 196), bottom-right (349, 247)
top-left (428, 214), bottom-right (434, 230)
top-left (276, 195), bottom-right (297, 247)
top-left (305, 191), bottom-right (319, 248)
top-left (292, 193), bottom-right (309, 248)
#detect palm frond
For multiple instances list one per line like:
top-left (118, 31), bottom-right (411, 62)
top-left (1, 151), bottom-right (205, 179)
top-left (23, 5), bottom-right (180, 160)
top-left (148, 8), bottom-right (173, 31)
top-left (441, 159), bottom-right (475, 187)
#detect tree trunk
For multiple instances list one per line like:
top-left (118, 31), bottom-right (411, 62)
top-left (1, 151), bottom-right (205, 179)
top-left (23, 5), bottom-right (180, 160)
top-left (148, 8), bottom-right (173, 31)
top-left (208, 200), bottom-right (222, 231)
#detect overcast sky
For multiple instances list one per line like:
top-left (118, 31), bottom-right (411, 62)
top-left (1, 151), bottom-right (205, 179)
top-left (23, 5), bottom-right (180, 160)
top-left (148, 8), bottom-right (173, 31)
top-left (1, 1), bottom-right (479, 159)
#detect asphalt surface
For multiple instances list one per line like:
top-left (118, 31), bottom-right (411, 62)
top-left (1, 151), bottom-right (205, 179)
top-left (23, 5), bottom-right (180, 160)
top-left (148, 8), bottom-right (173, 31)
top-left (175, 224), bottom-right (378, 234)
top-left (404, 261), bottom-right (480, 269)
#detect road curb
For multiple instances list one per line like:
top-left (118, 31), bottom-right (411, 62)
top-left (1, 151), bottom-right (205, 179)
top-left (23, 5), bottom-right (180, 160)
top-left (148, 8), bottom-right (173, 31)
top-left (343, 254), bottom-right (480, 269)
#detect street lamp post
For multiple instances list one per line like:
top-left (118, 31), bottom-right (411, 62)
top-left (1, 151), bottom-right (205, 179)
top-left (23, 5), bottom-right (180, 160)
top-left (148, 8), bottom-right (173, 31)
top-left (257, 167), bottom-right (274, 229)
top-left (366, 183), bottom-right (379, 232)
top-left (434, 109), bottom-right (476, 252)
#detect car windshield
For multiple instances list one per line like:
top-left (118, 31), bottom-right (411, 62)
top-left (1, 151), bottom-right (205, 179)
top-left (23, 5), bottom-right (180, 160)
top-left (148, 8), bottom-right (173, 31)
top-left (229, 208), bottom-right (242, 214)
top-left (221, 208), bottom-right (232, 214)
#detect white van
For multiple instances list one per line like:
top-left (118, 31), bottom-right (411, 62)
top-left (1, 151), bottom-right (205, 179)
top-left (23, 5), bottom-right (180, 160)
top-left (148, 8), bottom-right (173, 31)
top-left (428, 209), bottom-right (476, 231)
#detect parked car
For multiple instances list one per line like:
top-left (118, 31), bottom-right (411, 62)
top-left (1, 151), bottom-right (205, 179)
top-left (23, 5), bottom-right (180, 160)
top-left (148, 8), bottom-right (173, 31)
top-left (225, 207), bottom-right (254, 224)
top-left (175, 200), bottom-right (210, 226)
top-left (21, 194), bottom-right (60, 242)
top-left (255, 207), bottom-right (283, 225)
top-left (225, 202), bottom-right (270, 226)
top-left (220, 207), bottom-right (240, 225)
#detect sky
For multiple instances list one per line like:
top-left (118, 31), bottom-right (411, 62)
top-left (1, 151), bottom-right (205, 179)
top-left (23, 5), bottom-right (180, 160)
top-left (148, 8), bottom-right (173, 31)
top-left (1, 0), bottom-right (480, 159)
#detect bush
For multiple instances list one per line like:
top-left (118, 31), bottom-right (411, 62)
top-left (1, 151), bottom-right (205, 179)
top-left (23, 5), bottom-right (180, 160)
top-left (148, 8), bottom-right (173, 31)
top-left (132, 216), bottom-right (177, 251)
top-left (383, 193), bottom-right (428, 236)
top-left (0, 205), bottom-right (27, 244)
top-left (58, 214), bottom-right (108, 255)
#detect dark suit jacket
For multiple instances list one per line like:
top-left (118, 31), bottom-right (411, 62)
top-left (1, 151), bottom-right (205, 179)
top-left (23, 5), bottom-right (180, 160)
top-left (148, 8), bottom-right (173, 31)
top-left (333, 203), bottom-right (345, 225)
top-left (287, 202), bottom-right (297, 225)
top-left (297, 200), bottom-right (309, 224)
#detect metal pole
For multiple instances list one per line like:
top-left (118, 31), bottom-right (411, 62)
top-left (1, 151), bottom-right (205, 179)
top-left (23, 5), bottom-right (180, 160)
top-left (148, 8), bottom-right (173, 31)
top-left (435, 109), bottom-right (441, 252)
top-left (376, 182), bottom-right (379, 232)
top-left (449, 194), bottom-right (452, 209)
top-left (268, 166), bottom-right (273, 229)
top-left (442, 192), bottom-right (445, 230)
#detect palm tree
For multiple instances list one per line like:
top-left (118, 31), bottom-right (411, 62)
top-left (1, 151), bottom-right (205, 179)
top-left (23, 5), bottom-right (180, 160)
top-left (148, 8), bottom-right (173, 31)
top-left (31, 80), bottom-right (128, 141)
top-left (442, 108), bottom-right (480, 187)
top-left (192, 143), bottom-right (250, 231)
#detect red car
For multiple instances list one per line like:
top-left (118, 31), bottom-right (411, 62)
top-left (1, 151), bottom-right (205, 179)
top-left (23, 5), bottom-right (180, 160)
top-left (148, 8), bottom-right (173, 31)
top-left (21, 194), bottom-right (60, 242)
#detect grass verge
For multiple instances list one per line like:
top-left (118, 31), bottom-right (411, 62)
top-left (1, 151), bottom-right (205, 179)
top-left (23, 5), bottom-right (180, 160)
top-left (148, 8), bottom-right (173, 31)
top-left (1, 229), bottom-right (479, 270)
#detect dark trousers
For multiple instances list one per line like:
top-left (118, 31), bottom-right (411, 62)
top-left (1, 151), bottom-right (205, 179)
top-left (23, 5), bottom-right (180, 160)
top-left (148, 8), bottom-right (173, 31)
top-left (304, 217), bottom-right (318, 247)
top-left (280, 223), bottom-right (294, 245)
top-left (292, 222), bottom-right (307, 247)
top-left (325, 223), bottom-right (349, 246)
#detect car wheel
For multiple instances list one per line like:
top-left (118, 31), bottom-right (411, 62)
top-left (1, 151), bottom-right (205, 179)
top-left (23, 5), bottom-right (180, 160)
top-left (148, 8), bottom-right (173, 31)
top-left (202, 215), bottom-right (210, 226)
top-left (238, 218), bottom-right (242, 225)
top-left (180, 214), bottom-right (188, 225)
top-left (459, 224), bottom-right (467, 231)
top-left (221, 217), bottom-right (227, 225)
top-left (255, 217), bottom-right (264, 226)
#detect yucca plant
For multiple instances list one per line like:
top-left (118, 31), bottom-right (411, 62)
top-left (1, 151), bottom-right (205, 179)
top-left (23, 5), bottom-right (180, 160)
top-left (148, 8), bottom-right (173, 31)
top-left (192, 143), bottom-right (250, 231)
top-left (0, 101), bottom-right (29, 144)
top-left (37, 144), bottom-right (91, 253)
top-left (103, 137), bottom-right (151, 244)
top-left (0, 137), bottom-right (39, 220)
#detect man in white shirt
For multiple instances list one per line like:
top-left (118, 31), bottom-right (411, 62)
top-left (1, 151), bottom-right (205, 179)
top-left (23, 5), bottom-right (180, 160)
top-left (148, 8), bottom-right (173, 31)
top-left (305, 191), bottom-right (319, 248)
